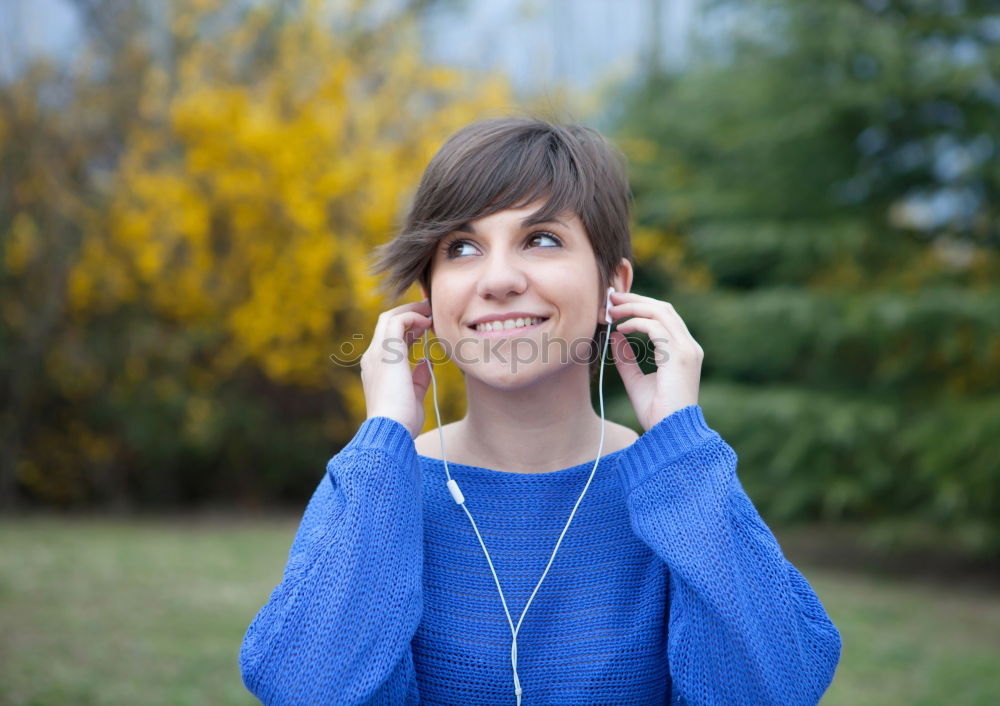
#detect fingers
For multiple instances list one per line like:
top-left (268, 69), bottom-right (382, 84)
top-left (387, 310), bottom-right (434, 346)
top-left (611, 316), bottom-right (673, 366)
top-left (608, 291), bottom-right (702, 358)
top-left (609, 302), bottom-right (679, 347)
top-left (363, 300), bottom-right (433, 371)
top-left (374, 301), bottom-right (432, 348)
top-left (609, 331), bottom-right (645, 388)
top-left (614, 315), bottom-right (704, 366)
top-left (373, 299), bottom-right (432, 342)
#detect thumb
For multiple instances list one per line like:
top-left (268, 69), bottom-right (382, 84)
top-left (610, 332), bottom-right (644, 392)
top-left (412, 358), bottom-right (433, 401)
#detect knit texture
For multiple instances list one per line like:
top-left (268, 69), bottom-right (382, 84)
top-left (240, 405), bottom-right (841, 705)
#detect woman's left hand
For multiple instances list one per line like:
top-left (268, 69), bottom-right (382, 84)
top-left (607, 290), bottom-right (704, 432)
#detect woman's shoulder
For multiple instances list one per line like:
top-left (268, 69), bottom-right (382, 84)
top-left (413, 422), bottom-right (461, 459)
top-left (413, 431), bottom-right (434, 457)
top-left (605, 420), bottom-right (640, 454)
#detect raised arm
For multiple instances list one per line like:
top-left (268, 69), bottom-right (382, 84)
top-left (617, 405), bottom-right (842, 706)
top-left (240, 417), bottom-right (423, 705)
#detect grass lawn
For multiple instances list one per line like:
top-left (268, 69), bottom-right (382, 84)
top-left (1, 516), bottom-right (998, 705)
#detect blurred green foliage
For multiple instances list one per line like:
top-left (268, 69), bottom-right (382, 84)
top-left (611, 0), bottom-right (1000, 556)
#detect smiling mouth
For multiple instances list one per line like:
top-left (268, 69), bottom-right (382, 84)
top-left (468, 317), bottom-right (549, 336)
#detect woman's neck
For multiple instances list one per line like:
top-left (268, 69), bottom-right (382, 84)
top-left (449, 364), bottom-right (607, 474)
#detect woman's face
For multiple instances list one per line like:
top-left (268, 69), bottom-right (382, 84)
top-left (424, 201), bottom-right (610, 389)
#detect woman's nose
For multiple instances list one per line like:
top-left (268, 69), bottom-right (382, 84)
top-left (475, 251), bottom-right (528, 300)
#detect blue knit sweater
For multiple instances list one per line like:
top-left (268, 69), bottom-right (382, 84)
top-left (240, 405), bottom-right (841, 705)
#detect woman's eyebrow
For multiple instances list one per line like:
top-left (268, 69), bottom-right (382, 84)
top-left (522, 216), bottom-right (569, 228)
top-left (455, 216), bottom-right (569, 235)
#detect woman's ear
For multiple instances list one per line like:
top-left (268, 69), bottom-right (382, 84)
top-left (613, 258), bottom-right (634, 294)
top-left (600, 259), bottom-right (634, 324)
top-left (419, 283), bottom-right (434, 332)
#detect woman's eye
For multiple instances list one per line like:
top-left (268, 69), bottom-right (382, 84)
top-left (444, 239), bottom-right (477, 258)
top-left (528, 232), bottom-right (562, 247)
top-left (443, 232), bottom-right (560, 259)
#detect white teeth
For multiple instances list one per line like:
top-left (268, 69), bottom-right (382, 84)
top-left (475, 317), bottom-right (544, 332)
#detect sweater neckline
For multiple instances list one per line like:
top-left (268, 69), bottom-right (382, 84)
top-left (416, 446), bottom-right (630, 480)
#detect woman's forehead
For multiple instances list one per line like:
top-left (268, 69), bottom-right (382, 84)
top-left (462, 201), bottom-right (583, 230)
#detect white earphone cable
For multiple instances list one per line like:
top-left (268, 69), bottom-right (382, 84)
top-left (421, 287), bottom-right (615, 705)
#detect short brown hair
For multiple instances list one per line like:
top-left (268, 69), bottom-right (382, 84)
top-left (369, 117), bottom-right (634, 375)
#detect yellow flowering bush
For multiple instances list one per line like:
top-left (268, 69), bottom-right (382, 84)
top-left (4, 1), bottom-right (510, 506)
top-left (69, 2), bottom-right (508, 439)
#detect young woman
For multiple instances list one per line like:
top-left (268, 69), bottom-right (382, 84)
top-left (239, 118), bottom-right (842, 705)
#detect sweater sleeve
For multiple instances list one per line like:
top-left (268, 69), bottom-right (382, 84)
top-left (616, 405), bottom-right (841, 706)
top-left (239, 416), bottom-right (423, 705)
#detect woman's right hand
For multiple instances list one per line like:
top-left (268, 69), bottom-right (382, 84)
top-left (360, 298), bottom-right (435, 438)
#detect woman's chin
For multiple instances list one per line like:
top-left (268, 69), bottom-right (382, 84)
top-left (462, 362), bottom-right (547, 391)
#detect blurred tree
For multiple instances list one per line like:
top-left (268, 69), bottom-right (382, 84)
top-left (611, 0), bottom-right (1000, 556)
top-left (0, 62), bottom-right (103, 509)
top-left (1, 0), bottom-right (507, 510)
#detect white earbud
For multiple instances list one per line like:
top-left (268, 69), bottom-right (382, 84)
top-left (604, 286), bottom-right (616, 324)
